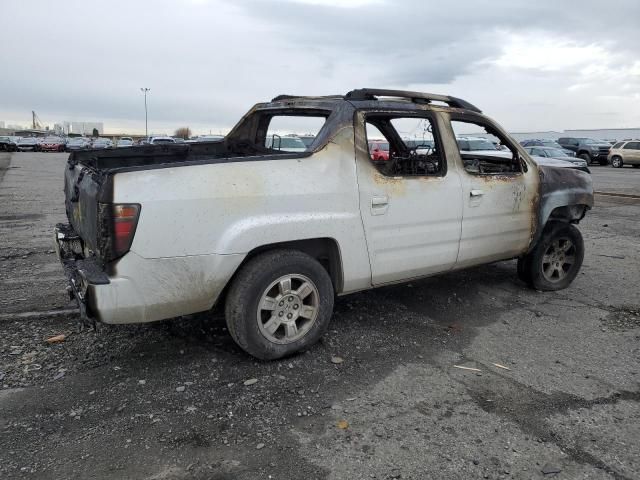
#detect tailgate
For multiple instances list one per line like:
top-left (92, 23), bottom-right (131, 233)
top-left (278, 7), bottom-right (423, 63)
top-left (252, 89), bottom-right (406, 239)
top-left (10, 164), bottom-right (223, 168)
top-left (63, 163), bottom-right (111, 258)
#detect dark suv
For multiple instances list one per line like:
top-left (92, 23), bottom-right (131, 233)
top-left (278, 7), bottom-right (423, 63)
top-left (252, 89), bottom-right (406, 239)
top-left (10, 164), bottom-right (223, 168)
top-left (557, 137), bottom-right (611, 165)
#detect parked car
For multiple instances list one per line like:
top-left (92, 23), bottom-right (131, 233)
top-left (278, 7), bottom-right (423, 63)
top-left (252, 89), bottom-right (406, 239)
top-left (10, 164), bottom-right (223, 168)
top-left (456, 136), bottom-right (498, 153)
top-left (148, 136), bottom-right (176, 145)
top-left (38, 136), bottom-right (66, 152)
top-left (265, 134), bottom-right (307, 152)
top-left (187, 135), bottom-right (225, 143)
top-left (0, 136), bottom-right (19, 151)
top-left (404, 139), bottom-right (434, 150)
top-left (16, 137), bottom-right (39, 151)
top-left (557, 137), bottom-right (611, 165)
top-left (298, 135), bottom-right (316, 148)
top-left (368, 140), bottom-right (390, 160)
top-left (608, 140), bottom-right (640, 168)
top-left (117, 138), bottom-right (134, 147)
top-left (91, 138), bottom-right (114, 149)
top-left (523, 146), bottom-right (589, 172)
top-left (66, 138), bottom-right (91, 151)
top-left (520, 139), bottom-right (575, 157)
top-left (54, 88), bottom-right (593, 360)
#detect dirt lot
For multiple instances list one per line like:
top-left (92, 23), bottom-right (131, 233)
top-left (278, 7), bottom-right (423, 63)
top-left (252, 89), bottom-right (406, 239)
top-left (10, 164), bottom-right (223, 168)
top-left (1, 152), bottom-right (639, 480)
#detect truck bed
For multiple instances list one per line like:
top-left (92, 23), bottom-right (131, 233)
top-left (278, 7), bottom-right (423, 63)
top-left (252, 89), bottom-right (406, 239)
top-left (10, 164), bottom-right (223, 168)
top-left (64, 142), bottom-right (313, 264)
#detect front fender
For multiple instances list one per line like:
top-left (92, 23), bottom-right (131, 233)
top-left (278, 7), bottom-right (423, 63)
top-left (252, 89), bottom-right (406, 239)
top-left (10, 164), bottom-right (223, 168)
top-left (531, 165), bottom-right (594, 248)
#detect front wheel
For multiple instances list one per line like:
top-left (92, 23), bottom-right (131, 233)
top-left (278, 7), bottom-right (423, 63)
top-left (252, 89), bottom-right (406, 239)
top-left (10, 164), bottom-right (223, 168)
top-left (578, 153), bottom-right (591, 164)
top-left (520, 222), bottom-right (584, 291)
top-left (611, 156), bottom-right (623, 168)
top-left (225, 250), bottom-right (334, 360)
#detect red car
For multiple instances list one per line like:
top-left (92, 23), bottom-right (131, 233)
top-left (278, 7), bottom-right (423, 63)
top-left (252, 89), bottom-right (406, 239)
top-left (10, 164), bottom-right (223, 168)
top-left (39, 136), bottom-right (66, 152)
top-left (369, 141), bottom-right (389, 161)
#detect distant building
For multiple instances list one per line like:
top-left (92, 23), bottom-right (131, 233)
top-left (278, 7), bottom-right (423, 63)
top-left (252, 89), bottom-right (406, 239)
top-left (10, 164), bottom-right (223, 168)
top-left (69, 121), bottom-right (103, 135)
top-left (0, 121), bottom-right (4, 129)
top-left (53, 121), bottom-right (104, 135)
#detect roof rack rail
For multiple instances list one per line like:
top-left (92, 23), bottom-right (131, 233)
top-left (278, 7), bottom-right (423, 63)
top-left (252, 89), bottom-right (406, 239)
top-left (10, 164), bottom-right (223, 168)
top-left (270, 94), bottom-right (343, 102)
top-left (344, 88), bottom-right (482, 113)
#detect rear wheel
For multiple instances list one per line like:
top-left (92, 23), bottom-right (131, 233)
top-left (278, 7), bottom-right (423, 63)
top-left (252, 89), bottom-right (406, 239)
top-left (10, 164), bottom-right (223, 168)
top-left (611, 156), bottom-right (623, 168)
top-left (520, 222), bottom-right (584, 291)
top-left (225, 250), bottom-right (334, 360)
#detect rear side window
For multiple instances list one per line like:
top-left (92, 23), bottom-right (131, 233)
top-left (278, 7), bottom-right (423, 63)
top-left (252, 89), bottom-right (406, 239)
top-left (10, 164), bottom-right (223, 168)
top-left (264, 115), bottom-right (327, 152)
top-left (612, 142), bottom-right (624, 149)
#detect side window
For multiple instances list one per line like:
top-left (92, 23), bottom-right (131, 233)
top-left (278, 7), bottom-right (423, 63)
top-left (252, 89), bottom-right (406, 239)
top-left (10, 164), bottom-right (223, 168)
top-left (263, 115), bottom-right (327, 152)
top-left (364, 115), bottom-right (444, 177)
top-left (451, 119), bottom-right (522, 175)
top-left (612, 142), bottom-right (624, 149)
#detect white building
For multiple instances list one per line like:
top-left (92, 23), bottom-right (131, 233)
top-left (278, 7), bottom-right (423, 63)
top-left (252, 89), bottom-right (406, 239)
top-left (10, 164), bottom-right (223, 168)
top-left (70, 121), bottom-right (103, 135)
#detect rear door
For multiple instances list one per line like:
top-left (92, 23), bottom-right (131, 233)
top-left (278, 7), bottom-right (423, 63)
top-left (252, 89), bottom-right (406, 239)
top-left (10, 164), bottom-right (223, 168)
top-left (447, 114), bottom-right (540, 268)
top-left (354, 111), bottom-right (463, 285)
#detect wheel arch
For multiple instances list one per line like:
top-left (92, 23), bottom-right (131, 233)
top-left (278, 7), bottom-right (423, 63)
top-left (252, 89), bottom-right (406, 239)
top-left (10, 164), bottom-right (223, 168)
top-left (547, 204), bottom-right (590, 224)
top-left (214, 238), bottom-right (344, 313)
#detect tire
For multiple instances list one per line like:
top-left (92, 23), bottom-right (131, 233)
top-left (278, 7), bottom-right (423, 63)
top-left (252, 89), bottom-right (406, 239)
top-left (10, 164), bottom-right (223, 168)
top-left (578, 153), bottom-right (591, 164)
top-left (611, 156), bottom-right (623, 168)
top-left (225, 249), bottom-right (334, 360)
top-left (521, 222), bottom-right (584, 291)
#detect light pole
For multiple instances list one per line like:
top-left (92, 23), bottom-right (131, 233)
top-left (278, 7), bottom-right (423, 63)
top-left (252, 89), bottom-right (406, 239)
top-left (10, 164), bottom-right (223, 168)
top-left (140, 87), bottom-right (150, 138)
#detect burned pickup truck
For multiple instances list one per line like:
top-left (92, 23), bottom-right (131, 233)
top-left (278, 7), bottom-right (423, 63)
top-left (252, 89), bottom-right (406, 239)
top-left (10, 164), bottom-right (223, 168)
top-left (55, 89), bottom-right (593, 360)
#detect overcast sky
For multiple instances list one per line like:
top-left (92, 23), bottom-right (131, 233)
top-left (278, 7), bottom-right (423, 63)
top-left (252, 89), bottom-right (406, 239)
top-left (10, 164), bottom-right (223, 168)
top-left (1, 0), bottom-right (639, 135)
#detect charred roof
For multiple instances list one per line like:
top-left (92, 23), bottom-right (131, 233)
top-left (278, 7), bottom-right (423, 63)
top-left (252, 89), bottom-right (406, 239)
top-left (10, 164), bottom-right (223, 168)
top-left (269, 88), bottom-right (482, 113)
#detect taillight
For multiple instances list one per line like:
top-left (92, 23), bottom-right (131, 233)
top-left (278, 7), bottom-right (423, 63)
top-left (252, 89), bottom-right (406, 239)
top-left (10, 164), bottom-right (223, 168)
top-left (112, 204), bottom-right (140, 258)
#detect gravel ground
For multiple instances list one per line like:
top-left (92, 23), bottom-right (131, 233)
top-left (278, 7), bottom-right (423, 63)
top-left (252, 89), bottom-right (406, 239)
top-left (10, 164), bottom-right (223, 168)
top-left (0, 152), bottom-right (639, 480)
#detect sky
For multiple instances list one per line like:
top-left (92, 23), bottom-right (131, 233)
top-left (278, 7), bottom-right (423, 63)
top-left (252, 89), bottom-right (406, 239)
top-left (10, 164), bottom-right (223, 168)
top-left (1, 0), bottom-right (639, 135)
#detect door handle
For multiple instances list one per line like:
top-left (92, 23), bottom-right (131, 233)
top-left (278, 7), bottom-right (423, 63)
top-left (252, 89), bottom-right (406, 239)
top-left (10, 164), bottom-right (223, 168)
top-left (371, 195), bottom-right (389, 207)
top-left (470, 189), bottom-right (484, 197)
top-left (370, 195), bottom-right (389, 215)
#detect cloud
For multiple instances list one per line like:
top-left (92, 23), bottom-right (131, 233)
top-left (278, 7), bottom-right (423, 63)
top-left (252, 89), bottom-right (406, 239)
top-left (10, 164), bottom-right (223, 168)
top-left (0, 0), bottom-right (639, 133)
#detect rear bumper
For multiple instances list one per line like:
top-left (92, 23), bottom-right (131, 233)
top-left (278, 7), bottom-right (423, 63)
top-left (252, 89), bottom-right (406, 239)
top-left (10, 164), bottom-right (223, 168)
top-left (54, 224), bottom-right (109, 325)
top-left (54, 223), bottom-right (244, 325)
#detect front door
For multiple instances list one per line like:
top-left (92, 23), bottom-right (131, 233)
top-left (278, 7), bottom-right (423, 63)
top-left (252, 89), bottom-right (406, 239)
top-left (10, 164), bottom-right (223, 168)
top-left (354, 111), bottom-right (463, 285)
top-left (448, 115), bottom-right (539, 268)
